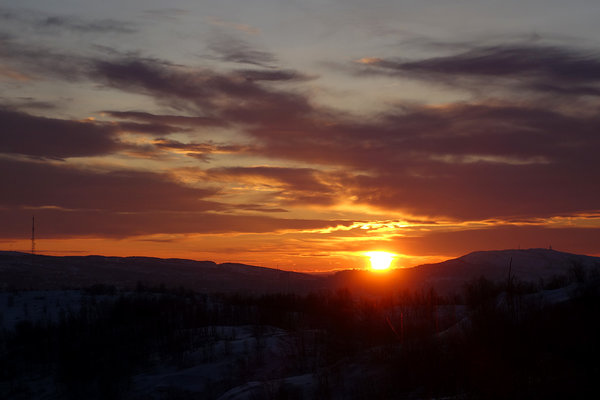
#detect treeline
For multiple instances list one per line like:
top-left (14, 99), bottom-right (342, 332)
top-left (1, 274), bottom-right (599, 399)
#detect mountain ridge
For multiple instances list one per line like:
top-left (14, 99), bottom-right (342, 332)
top-left (0, 251), bottom-right (320, 293)
top-left (1, 248), bottom-right (599, 294)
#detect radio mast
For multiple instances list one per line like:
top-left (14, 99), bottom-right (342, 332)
top-left (31, 216), bottom-right (35, 255)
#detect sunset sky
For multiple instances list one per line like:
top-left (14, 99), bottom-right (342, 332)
top-left (2, 0), bottom-right (600, 271)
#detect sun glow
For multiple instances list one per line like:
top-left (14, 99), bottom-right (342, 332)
top-left (365, 251), bottom-right (395, 271)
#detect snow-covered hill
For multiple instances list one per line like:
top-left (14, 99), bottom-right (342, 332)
top-left (414, 248), bottom-right (600, 292)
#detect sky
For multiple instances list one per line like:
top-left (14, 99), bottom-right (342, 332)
top-left (1, 0), bottom-right (600, 271)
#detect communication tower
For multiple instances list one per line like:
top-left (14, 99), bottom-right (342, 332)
top-left (31, 216), bottom-right (35, 255)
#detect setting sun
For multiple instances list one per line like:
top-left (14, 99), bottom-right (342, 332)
top-left (365, 251), bottom-right (395, 271)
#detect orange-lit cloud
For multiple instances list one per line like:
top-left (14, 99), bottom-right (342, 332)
top-left (355, 57), bottom-right (383, 65)
top-left (0, 65), bottom-right (32, 81)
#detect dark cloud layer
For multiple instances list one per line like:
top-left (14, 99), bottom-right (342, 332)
top-left (3, 36), bottom-right (600, 230)
top-left (81, 48), bottom-right (600, 219)
top-left (0, 108), bottom-right (120, 158)
top-left (234, 69), bottom-right (312, 82)
top-left (91, 57), bottom-right (312, 124)
top-left (0, 158), bottom-right (220, 213)
top-left (0, 157), bottom-right (352, 238)
top-left (233, 98), bottom-right (599, 218)
top-left (0, 36), bottom-right (90, 81)
top-left (0, 206), bottom-right (349, 239)
top-left (359, 44), bottom-right (600, 96)
top-left (38, 16), bottom-right (136, 34)
top-left (0, 6), bottom-right (136, 34)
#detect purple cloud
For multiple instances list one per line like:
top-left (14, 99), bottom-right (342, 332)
top-left (4, 35), bottom-right (600, 222)
top-left (358, 44), bottom-right (600, 96)
top-left (0, 158), bottom-right (221, 213)
top-left (0, 108), bottom-right (120, 159)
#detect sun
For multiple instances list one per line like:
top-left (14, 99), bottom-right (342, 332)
top-left (365, 251), bottom-right (395, 271)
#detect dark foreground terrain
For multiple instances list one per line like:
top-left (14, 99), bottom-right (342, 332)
top-left (1, 249), bottom-right (600, 399)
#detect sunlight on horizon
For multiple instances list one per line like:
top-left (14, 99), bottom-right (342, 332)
top-left (365, 251), bottom-right (395, 271)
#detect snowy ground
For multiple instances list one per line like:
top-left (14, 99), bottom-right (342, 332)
top-left (0, 290), bottom-right (87, 331)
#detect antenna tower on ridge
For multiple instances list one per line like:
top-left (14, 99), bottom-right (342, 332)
top-left (31, 216), bottom-right (35, 255)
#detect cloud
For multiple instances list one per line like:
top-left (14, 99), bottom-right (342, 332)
top-left (0, 6), bottom-right (136, 34)
top-left (86, 51), bottom-right (598, 220)
top-left (206, 16), bottom-right (260, 35)
top-left (0, 158), bottom-right (221, 213)
top-left (103, 110), bottom-right (227, 128)
top-left (153, 139), bottom-right (249, 161)
top-left (0, 35), bottom-right (90, 81)
top-left (0, 37), bottom-right (308, 125)
top-left (233, 204), bottom-right (289, 213)
top-left (205, 166), bottom-right (340, 206)
top-left (142, 9), bottom-right (188, 21)
top-left (233, 69), bottom-right (312, 82)
top-left (0, 65), bottom-right (32, 82)
top-left (0, 159), bottom-right (351, 239)
top-left (357, 44), bottom-right (600, 96)
top-left (92, 56), bottom-right (312, 125)
top-left (38, 16), bottom-right (136, 34)
top-left (0, 108), bottom-right (121, 159)
top-left (207, 35), bottom-right (276, 67)
top-left (243, 101), bottom-right (600, 219)
top-left (0, 158), bottom-right (355, 238)
top-left (5, 34), bottom-right (600, 222)
top-left (0, 97), bottom-right (57, 110)
top-left (114, 121), bottom-right (188, 136)
top-left (0, 207), bottom-right (352, 239)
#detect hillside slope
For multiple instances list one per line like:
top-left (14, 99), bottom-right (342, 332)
top-left (416, 248), bottom-right (600, 291)
top-left (0, 251), bottom-right (322, 293)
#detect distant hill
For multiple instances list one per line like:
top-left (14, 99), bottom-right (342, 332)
top-left (1, 248), bottom-right (599, 295)
top-left (417, 248), bottom-right (600, 287)
top-left (0, 251), bottom-right (322, 293)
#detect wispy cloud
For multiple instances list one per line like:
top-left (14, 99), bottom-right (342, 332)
top-left (356, 43), bottom-right (600, 97)
top-left (0, 158), bottom-right (221, 213)
top-left (207, 35), bottom-right (276, 67)
top-left (153, 139), bottom-right (249, 161)
top-left (0, 108), bottom-right (121, 159)
top-left (38, 16), bottom-right (136, 34)
top-left (205, 166), bottom-right (341, 206)
top-left (206, 16), bottom-right (260, 35)
top-left (0, 6), bottom-right (136, 34)
top-left (0, 158), bottom-right (352, 238)
top-left (103, 110), bottom-right (227, 128)
top-left (78, 48), bottom-right (600, 221)
top-left (0, 65), bottom-right (32, 82)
